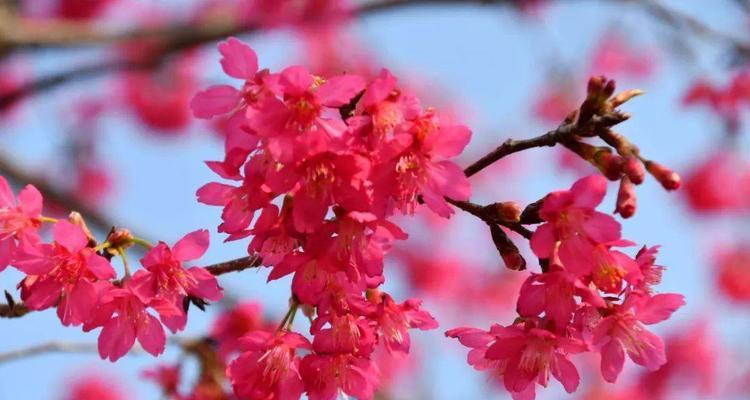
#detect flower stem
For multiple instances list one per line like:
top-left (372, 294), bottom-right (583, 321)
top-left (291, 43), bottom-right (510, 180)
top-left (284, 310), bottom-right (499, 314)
top-left (117, 248), bottom-right (131, 278)
top-left (39, 216), bottom-right (58, 224)
top-left (132, 237), bottom-right (153, 250)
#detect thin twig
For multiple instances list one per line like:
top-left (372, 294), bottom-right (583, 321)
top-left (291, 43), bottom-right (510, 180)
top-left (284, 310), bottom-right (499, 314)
top-left (0, 336), bottom-right (189, 363)
top-left (463, 112), bottom-right (628, 177)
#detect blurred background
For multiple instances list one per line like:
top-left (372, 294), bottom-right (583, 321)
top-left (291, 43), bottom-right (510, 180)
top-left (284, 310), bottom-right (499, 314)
top-left (1, 0), bottom-right (749, 399)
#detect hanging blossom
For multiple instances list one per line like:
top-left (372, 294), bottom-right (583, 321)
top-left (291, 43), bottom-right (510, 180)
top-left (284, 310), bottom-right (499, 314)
top-left (447, 176), bottom-right (685, 399)
top-left (193, 37), bottom-right (456, 400)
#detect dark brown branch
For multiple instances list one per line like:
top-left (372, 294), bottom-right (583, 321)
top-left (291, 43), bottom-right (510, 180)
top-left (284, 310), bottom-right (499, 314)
top-left (463, 112), bottom-right (628, 177)
top-left (0, 302), bottom-right (29, 318)
top-left (447, 198), bottom-right (533, 239)
top-left (204, 255), bottom-right (262, 275)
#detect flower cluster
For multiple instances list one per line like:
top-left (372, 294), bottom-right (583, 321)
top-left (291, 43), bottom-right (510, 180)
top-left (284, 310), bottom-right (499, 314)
top-left (0, 177), bottom-right (222, 361)
top-left (193, 37), bottom-right (454, 399)
top-left (447, 175), bottom-right (685, 399)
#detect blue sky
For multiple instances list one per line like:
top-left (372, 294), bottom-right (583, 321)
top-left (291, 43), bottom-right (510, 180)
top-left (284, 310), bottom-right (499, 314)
top-left (1, 1), bottom-right (748, 399)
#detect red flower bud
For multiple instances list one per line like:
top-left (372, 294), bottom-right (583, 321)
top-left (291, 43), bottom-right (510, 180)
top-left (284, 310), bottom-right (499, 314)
top-left (623, 156), bottom-right (645, 184)
top-left (615, 177), bottom-right (637, 218)
top-left (646, 161), bottom-right (681, 191)
top-left (593, 149), bottom-right (624, 181)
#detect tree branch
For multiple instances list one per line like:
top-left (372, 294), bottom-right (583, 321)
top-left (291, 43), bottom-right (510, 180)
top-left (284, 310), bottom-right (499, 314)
top-left (463, 112), bottom-right (629, 177)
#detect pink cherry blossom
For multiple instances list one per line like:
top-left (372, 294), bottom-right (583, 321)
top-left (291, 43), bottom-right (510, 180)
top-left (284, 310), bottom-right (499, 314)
top-left (447, 321), bottom-right (585, 400)
top-left (85, 282), bottom-right (167, 362)
top-left (530, 175), bottom-right (621, 276)
top-left (372, 110), bottom-right (472, 217)
top-left (592, 291), bottom-right (685, 383)
top-left (15, 220), bottom-right (115, 326)
top-left (130, 229), bottom-right (223, 332)
top-left (371, 294), bottom-right (437, 355)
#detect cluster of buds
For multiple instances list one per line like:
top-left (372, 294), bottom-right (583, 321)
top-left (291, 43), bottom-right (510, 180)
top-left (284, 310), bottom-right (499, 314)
top-left (561, 76), bottom-right (681, 218)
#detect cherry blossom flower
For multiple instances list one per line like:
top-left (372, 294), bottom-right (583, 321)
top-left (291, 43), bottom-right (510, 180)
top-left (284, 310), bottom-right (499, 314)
top-left (85, 282), bottom-right (167, 362)
top-left (447, 321), bottom-right (585, 400)
top-left (15, 220), bottom-right (115, 326)
top-left (592, 291), bottom-right (685, 383)
top-left (130, 229), bottom-right (223, 332)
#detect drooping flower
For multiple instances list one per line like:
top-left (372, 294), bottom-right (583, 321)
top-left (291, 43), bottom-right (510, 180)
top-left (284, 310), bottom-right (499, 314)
top-left (592, 291), bottom-right (685, 383)
top-left (15, 220), bottom-right (115, 326)
top-left (530, 175), bottom-right (621, 277)
top-left (85, 282), bottom-right (167, 362)
top-left (130, 229), bottom-right (223, 332)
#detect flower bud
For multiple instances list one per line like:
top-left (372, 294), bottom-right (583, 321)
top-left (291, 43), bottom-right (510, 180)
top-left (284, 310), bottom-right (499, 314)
top-left (489, 224), bottom-right (526, 271)
top-left (646, 161), bottom-right (681, 191)
top-left (593, 149), bottom-right (624, 180)
top-left (615, 177), bottom-right (637, 218)
top-left (487, 201), bottom-right (522, 223)
top-left (106, 228), bottom-right (135, 251)
top-left (623, 156), bottom-right (646, 184)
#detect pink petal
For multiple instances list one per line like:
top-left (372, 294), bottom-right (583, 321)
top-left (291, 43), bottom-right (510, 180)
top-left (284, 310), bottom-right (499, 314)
top-left (23, 277), bottom-right (62, 310)
top-left (190, 85), bottom-right (240, 119)
top-left (187, 267), bottom-right (223, 301)
top-left (635, 293), bottom-right (686, 325)
top-left (196, 182), bottom-right (235, 206)
top-left (172, 229), bottom-right (210, 261)
top-left (431, 161), bottom-right (471, 201)
top-left (98, 315), bottom-right (136, 362)
top-left (53, 220), bottom-right (88, 252)
top-left (137, 313), bottom-right (167, 357)
top-left (361, 69), bottom-right (397, 107)
top-left (530, 223), bottom-right (555, 258)
top-left (0, 176), bottom-right (15, 207)
top-left (17, 184), bottom-right (43, 217)
top-left (570, 175), bottom-right (608, 208)
top-left (218, 37), bottom-right (259, 80)
top-left (600, 339), bottom-right (625, 383)
top-left (583, 212), bottom-right (622, 243)
top-left (129, 269), bottom-right (158, 303)
top-left (317, 74), bottom-right (366, 107)
top-left (59, 279), bottom-right (97, 326)
top-left (428, 124), bottom-right (472, 158)
top-left (559, 235), bottom-right (595, 276)
top-left (280, 65), bottom-right (313, 96)
top-left (552, 353), bottom-right (580, 393)
top-left (86, 252), bottom-right (116, 280)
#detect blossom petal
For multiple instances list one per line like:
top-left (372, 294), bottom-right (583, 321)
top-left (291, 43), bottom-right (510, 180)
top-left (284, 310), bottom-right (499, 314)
top-left (218, 37), bottom-right (258, 80)
top-left (317, 74), bottom-right (366, 107)
top-left (190, 85), bottom-right (240, 119)
top-left (17, 185), bottom-right (43, 217)
top-left (635, 293), bottom-right (686, 325)
top-left (172, 229), bottom-right (210, 261)
top-left (53, 220), bottom-right (88, 252)
top-left (137, 313), bottom-right (167, 357)
top-left (600, 339), bottom-right (625, 383)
